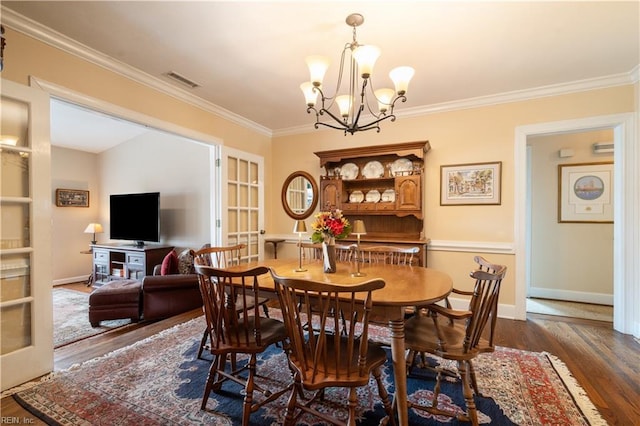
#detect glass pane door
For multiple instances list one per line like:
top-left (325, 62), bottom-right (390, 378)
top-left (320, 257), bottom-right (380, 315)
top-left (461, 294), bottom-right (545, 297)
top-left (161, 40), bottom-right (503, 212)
top-left (220, 147), bottom-right (264, 263)
top-left (1, 80), bottom-right (52, 391)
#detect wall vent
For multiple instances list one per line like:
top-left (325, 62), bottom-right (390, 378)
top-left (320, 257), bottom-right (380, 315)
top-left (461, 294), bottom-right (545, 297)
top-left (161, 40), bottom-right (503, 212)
top-left (165, 71), bottom-right (200, 89)
top-left (593, 142), bottom-right (614, 154)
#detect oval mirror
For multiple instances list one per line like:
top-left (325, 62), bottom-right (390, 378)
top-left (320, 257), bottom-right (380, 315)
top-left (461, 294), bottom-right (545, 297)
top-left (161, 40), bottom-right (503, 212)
top-left (281, 171), bottom-right (318, 220)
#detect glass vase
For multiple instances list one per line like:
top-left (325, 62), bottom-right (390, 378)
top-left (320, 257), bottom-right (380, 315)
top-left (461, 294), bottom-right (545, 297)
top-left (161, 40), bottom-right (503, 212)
top-left (322, 238), bottom-right (337, 273)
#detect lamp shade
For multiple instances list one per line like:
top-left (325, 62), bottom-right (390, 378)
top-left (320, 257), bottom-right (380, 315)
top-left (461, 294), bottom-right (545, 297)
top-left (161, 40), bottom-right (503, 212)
top-left (300, 82), bottom-right (319, 107)
top-left (389, 66), bottom-right (415, 95)
top-left (84, 223), bottom-right (103, 234)
top-left (293, 220), bottom-right (307, 233)
top-left (306, 55), bottom-right (330, 86)
top-left (352, 220), bottom-right (367, 235)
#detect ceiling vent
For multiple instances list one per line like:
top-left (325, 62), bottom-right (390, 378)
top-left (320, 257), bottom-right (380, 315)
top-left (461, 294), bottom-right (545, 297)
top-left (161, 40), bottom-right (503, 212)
top-left (165, 71), bottom-right (200, 89)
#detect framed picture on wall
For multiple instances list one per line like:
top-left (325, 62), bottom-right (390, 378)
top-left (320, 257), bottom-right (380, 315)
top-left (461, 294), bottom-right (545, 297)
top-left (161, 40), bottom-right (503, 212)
top-left (55, 188), bottom-right (89, 207)
top-left (440, 161), bottom-right (502, 205)
top-left (558, 162), bottom-right (613, 223)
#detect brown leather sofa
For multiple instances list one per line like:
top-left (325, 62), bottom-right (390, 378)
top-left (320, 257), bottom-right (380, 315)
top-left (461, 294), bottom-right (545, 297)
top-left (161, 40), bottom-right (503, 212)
top-left (141, 249), bottom-right (202, 321)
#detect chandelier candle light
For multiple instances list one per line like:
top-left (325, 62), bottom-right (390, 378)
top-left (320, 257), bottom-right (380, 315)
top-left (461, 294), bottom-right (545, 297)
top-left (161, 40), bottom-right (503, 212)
top-left (301, 13), bottom-right (415, 135)
top-left (293, 220), bottom-right (308, 272)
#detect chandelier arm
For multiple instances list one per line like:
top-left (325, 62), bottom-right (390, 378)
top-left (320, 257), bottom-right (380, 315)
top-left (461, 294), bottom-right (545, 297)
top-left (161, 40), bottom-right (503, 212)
top-left (319, 106), bottom-right (352, 128)
top-left (355, 113), bottom-right (396, 132)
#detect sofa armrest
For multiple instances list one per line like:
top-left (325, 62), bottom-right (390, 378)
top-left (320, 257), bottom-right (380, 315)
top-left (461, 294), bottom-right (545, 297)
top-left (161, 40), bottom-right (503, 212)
top-left (142, 273), bottom-right (199, 292)
top-left (141, 274), bottom-right (202, 321)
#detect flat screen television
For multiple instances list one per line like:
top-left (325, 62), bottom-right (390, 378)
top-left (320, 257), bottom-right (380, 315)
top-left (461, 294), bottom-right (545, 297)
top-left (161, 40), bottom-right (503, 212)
top-left (110, 192), bottom-right (160, 246)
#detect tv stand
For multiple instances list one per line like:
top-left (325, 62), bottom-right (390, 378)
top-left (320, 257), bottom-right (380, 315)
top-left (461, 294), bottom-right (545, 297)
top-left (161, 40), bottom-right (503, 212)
top-left (90, 243), bottom-right (173, 287)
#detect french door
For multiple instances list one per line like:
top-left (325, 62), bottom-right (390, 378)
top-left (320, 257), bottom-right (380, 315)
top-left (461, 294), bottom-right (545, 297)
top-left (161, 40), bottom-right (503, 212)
top-left (217, 146), bottom-right (264, 262)
top-left (1, 79), bottom-right (53, 391)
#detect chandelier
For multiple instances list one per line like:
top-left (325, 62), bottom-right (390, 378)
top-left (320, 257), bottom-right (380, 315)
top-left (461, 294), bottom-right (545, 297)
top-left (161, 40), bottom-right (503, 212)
top-left (300, 13), bottom-right (414, 135)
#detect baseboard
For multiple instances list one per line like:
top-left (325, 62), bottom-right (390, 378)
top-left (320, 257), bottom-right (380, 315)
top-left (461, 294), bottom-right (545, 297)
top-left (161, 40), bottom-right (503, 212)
top-left (528, 287), bottom-right (613, 305)
top-left (441, 297), bottom-right (517, 320)
top-left (53, 275), bottom-right (89, 286)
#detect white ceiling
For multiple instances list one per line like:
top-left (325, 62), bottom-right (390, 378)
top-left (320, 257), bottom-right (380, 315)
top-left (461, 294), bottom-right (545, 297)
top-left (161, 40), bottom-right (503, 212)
top-left (3, 1), bottom-right (639, 152)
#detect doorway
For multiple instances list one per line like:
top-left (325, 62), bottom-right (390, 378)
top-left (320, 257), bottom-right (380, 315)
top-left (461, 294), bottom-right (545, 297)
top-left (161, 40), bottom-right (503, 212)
top-left (526, 129), bottom-right (614, 321)
top-left (514, 113), bottom-right (638, 337)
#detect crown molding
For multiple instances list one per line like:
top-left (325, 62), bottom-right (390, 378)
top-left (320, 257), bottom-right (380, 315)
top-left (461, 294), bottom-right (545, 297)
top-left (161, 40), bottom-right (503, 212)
top-left (2, 7), bottom-right (272, 138)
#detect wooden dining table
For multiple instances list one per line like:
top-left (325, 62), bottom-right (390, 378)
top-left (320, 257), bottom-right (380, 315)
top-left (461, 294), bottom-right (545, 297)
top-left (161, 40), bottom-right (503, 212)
top-left (231, 257), bottom-right (452, 426)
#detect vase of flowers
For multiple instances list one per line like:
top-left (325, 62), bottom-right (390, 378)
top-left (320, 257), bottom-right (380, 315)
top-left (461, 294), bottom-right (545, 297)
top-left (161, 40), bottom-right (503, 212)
top-left (311, 209), bottom-right (351, 273)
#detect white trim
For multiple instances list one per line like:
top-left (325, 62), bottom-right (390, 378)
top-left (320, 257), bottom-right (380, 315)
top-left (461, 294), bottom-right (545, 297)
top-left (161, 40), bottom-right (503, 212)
top-left (3, 8), bottom-right (271, 138)
top-left (427, 240), bottom-right (514, 254)
top-left (53, 276), bottom-right (88, 286)
top-left (29, 77), bottom-right (224, 147)
top-left (515, 113), bottom-right (639, 337)
top-left (528, 288), bottom-right (613, 306)
top-left (445, 297), bottom-right (516, 321)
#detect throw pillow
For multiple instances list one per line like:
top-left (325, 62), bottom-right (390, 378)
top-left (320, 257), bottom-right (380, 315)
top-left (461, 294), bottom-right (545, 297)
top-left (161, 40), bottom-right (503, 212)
top-left (177, 249), bottom-right (196, 275)
top-left (160, 250), bottom-right (179, 275)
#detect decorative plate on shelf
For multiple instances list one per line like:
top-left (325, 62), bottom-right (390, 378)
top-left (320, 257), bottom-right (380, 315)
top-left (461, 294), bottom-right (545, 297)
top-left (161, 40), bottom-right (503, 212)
top-left (349, 190), bottom-right (364, 203)
top-left (390, 158), bottom-right (413, 176)
top-left (381, 189), bottom-right (396, 202)
top-left (362, 160), bottom-right (385, 179)
top-left (340, 163), bottom-right (359, 180)
top-left (365, 189), bottom-right (381, 203)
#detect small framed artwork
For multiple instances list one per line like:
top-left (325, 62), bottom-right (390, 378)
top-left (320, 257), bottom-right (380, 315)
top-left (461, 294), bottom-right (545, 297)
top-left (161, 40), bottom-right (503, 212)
top-left (558, 162), bottom-right (613, 223)
top-left (55, 188), bottom-right (89, 207)
top-left (440, 161), bottom-right (502, 206)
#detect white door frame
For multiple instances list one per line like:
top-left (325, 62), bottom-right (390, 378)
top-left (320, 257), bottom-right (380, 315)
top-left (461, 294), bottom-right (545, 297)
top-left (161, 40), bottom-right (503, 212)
top-left (514, 113), bottom-right (638, 337)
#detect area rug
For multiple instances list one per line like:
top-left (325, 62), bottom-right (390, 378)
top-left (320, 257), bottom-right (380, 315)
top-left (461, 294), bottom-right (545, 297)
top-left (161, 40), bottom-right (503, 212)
top-left (13, 315), bottom-right (606, 425)
top-left (53, 287), bottom-right (131, 348)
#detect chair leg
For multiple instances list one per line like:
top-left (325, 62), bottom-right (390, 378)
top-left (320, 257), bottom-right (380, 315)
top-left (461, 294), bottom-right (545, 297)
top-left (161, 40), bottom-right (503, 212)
top-left (468, 359), bottom-right (482, 396)
top-left (458, 360), bottom-right (479, 426)
top-left (241, 354), bottom-right (257, 426)
top-left (201, 354), bottom-right (220, 409)
top-left (347, 387), bottom-right (358, 426)
top-left (198, 327), bottom-right (209, 360)
top-left (372, 366), bottom-right (397, 426)
top-left (283, 380), bottom-right (301, 426)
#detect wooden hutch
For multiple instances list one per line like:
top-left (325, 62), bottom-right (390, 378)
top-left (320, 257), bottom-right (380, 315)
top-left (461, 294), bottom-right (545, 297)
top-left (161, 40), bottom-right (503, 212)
top-left (314, 141), bottom-right (430, 265)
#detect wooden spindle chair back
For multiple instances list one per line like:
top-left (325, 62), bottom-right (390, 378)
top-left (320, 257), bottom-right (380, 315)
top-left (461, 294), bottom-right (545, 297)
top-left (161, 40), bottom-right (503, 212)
top-left (194, 264), bottom-right (289, 425)
top-left (269, 270), bottom-right (396, 426)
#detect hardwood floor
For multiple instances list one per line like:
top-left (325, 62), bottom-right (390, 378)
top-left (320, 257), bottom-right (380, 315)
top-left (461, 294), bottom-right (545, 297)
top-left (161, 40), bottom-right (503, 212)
top-left (3, 306), bottom-right (639, 424)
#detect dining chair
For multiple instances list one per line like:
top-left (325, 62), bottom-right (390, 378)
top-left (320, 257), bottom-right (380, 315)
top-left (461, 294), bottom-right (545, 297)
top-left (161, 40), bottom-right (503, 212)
top-left (356, 245), bottom-right (420, 265)
top-left (298, 242), bottom-right (355, 262)
top-left (403, 256), bottom-right (507, 426)
top-left (296, 241), bottom-right (353, 335)
top-left (191, 244), bottom-right (270, 359)
top-left (269, 269), bottom-right (396, 426)
top-left (194, 264), bottom-right (291, 426)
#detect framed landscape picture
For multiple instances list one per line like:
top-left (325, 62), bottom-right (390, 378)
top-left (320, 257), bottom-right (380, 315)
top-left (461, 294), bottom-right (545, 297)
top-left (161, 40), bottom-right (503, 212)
top-left (558, 162), bottom-right (613, 223)
top-left (55, 188), bottom-right (89, 207)
top-left (440, 161), bottom-right (502, 205)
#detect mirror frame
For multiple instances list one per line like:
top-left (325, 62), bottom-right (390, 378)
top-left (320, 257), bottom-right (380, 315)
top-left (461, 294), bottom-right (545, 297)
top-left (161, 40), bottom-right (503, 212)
top-left (281, 171), bottom-right (319, 220)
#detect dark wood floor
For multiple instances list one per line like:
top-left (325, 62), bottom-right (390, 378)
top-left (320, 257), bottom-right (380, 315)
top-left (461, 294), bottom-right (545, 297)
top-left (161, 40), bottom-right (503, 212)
top-left (3, 286), bottom-right (639, 424)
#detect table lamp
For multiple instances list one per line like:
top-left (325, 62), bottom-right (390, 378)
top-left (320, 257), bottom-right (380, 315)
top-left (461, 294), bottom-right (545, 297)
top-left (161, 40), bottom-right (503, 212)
top-left (84, 223), bottom-right (103, 245)
top-left (293, 220), bottom-right (307, 272)
top-left (351, 220), bottom-right (367, 277)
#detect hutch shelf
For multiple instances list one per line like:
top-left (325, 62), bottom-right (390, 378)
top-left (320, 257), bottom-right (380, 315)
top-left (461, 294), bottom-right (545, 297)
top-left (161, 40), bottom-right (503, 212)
top-left (314, 141), bottom-right (431, 265)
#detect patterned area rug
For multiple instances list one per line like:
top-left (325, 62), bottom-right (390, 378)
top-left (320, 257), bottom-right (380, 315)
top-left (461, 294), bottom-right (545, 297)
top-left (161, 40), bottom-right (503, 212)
top-left (53, 287), bottom-right (131, 347)
top-left (13, 315), bottom-right (606, 425)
